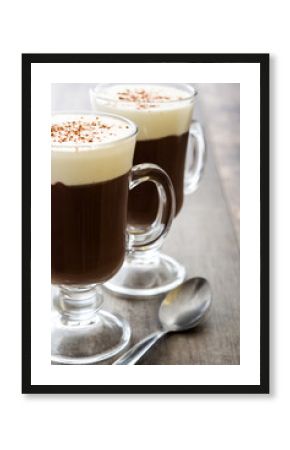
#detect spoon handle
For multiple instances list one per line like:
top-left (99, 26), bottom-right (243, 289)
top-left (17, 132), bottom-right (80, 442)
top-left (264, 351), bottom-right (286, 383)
top-left (113, 330), bottom-right (166, 365)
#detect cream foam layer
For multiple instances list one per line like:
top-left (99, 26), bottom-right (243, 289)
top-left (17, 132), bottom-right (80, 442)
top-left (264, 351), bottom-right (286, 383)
top-left (51, 114), bottom-right (136, 186)
top-left (90, 84), bottom-right (195, 141)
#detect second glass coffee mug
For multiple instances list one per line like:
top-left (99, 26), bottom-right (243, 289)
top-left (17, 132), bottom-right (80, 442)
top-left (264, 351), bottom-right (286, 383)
top-left (51, 113), bottom-right (175, 364)
top-left (90, 83), bottom-right (206, 297)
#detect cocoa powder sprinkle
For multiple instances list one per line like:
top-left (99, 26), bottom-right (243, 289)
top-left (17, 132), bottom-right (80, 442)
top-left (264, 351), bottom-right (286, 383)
top-left (115, 88), bottom-right (181, 109)
top-left (51, 117), bottom-right (130, 144)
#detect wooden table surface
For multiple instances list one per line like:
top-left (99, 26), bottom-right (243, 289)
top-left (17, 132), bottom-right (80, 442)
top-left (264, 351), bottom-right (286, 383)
top-left (52, 83), bottom-right (240, 365)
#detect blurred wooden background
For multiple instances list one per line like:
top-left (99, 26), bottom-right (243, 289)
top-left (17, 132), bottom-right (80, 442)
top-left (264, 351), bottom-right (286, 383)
top-left (196, 84), bottom-right (240, 243)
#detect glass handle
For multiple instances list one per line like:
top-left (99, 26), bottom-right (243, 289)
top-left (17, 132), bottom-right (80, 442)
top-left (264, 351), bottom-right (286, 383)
top-left (184, 120), bottom-right (206, 195)
top-left (127, 163), bottom-right (175, 253)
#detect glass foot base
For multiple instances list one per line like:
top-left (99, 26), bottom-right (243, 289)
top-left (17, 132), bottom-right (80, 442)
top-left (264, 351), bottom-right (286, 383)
top-left (104, 252), bottom-right (186, 297)
top-left (51, 310), bottom-right (131, 364)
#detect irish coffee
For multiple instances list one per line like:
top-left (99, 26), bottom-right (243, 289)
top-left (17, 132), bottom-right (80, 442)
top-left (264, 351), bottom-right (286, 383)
top-left (91, 84), bottom-right (194, 226)
top-left (51, 114), bottom-right (136, 285)
top-left (51, 111), bottom-right (177, 363)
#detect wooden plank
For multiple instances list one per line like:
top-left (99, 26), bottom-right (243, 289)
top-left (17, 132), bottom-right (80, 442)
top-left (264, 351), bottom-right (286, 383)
top-left (195, 83), bottom-right (240, 244)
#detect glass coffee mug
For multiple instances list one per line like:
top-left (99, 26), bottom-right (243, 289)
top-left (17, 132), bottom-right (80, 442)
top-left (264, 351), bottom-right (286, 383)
top-left (51, 113), bottom-right (175, 364)
top-left (90, 83), bottom-right (206, 297)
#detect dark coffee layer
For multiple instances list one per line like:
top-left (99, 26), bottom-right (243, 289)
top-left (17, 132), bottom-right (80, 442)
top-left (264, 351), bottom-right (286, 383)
top-left (128, 132), bottom-right (189, 226)
top-left (51, 172), bottom-right (129, 285)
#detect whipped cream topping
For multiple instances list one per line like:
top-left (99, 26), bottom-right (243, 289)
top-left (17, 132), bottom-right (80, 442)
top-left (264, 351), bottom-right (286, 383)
top-left (90, 84), bottom-right (195, 140)
top-left (51, 113), bottom-right (136, 186)
top-left (100, 85), bottom-right (189, 109)
top-left (51, 114), bottom-right (135, 145)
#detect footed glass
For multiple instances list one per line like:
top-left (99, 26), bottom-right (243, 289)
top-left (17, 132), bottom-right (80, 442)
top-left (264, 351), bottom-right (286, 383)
top-left (51, 112), bottom-right (175, 363)
top-left (91, 84), bottom-right (206, 297)
top-left (51, 284), bottom-right (131, 364)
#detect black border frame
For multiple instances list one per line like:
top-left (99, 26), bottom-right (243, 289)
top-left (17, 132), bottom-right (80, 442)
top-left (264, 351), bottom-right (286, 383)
top-left (22, 53), bottom-right (269, 394)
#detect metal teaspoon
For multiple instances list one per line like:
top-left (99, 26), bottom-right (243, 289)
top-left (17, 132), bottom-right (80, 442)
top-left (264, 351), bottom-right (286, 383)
top-left (113, 277), bottom-right (212, 365)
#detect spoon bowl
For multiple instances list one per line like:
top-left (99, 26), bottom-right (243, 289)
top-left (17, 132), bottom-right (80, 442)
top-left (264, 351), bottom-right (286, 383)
top-left (159, 277), bottom-right (212, 332)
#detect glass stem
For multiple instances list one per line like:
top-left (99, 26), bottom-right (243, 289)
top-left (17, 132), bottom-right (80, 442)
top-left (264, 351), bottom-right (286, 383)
top-left (56, 284), bottom-right (103, 325)
top-left (127, 246), bottom-right (162, 263)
